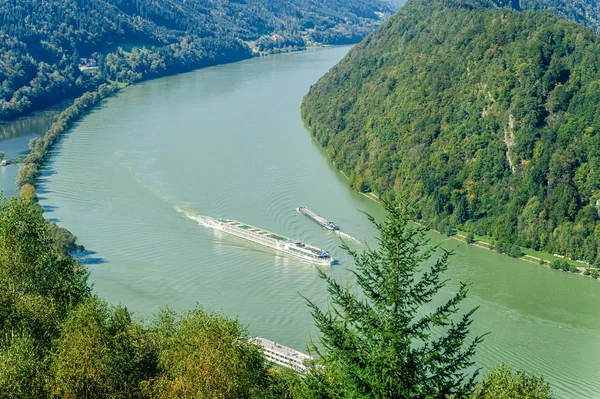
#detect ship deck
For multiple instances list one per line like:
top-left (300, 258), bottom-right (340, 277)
top-left (220, 219), bottom-right (290, 242)
top-left (217, 218), bottom-right (333, 262)
top-left (253, 337), bottom-right (312, 371)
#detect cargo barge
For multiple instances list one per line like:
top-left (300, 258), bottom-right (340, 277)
top-left (297, 206), bottom-right (339, 230)
top-left (213, 218), bottom-right (335, 265)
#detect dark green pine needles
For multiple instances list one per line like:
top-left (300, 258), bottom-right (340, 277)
top-left (304, 201), bottom-right (486, 398)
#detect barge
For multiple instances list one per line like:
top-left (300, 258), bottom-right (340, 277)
top-left (213, 218), bottom-right (335, 265)
top-left (297, 206), bottom-right (339, 230)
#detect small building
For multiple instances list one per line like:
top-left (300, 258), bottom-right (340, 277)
top-left (79, 58), bottom-right (98, 71)
top-left (80, 58), bottom-right (97, 67)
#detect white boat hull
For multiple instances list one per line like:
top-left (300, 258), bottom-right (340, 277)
top-left (212, 220), bottom-right (334, 266)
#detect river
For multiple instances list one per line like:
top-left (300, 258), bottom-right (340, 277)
top-left (37, 47), bottom-right (599, 398)
top-left (0, 105), bottom-right (67, 194)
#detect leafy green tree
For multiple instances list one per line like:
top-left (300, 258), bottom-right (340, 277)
top-left (304, 201), bottom-right (485, 398)
top-left (472, 364), bottom-right (554, 399)
top-left (18, 184), bottom-right (37, 202)
top-left (507, 244), bottom-right (522, 258)
top-left (0, 195), bottom-right (89, 346)
top-left (262, 367), bottom-right (306, 399)
top-left (49, 297), bottom-right (155, 399)
top-left (0, 336), bottom-right (46, 399)
top-left (145, 306), bottom-right (269, 399)
top-left (466, 233), bottom-right (475, 244)
top-left (50, 297), bottom-right (122, 398)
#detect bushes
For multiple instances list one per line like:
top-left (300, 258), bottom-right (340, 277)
top-left (465, 232), bottom-right (475, 244)
top-left (492, 241), bottom-right (522, 258)
top-left (473, 364), bottom-right (554, 399)
top-left (551, 259), bottom-right (579, 273)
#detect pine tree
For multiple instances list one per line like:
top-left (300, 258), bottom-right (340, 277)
top-left (304, 200), bottom-right (486, 398)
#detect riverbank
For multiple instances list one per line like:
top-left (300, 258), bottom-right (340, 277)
top-left (11, 45), bottom-right (343, 194)
top-left (351, 180), bottom-right (600, 280)
top-left (16, 83), bottom-right (123, 190)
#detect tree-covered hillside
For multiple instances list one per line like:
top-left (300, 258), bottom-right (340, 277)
top-left (302, 0), bottom-right (600, 262)
top-left (0, 0), bottom-right (392, 120)
top-left (486, 0), bottom-right (600, 33)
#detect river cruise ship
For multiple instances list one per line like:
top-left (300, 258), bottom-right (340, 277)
top-left (253, 337), bottom-right (312, 372)
top-left (297, 206), bottom-right (339, 230)
top-left (213, 218), bottom-right (335, 265)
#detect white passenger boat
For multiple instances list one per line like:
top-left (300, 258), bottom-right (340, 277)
top-left (213, 218), bottom-right (335, 265)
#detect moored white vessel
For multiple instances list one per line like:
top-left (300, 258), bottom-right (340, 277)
top-left (253, 337), bottom-right (312, 371)
top-left (213, 218), bottom-right (335, 265)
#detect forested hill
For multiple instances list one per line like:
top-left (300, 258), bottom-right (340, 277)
top-left (0, 0), bottom-right (392, 120)
top-left (479, 0), bottom-right (600, 33)
top-left (301, 0), bottom-right (600, 263)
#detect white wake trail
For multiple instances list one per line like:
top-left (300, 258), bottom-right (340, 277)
top-left (175, 207), bottom-right (216, 229)
top-left (335, 230), bottom-right (361, 243)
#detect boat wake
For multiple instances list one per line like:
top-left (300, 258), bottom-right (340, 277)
top-left (335, 230), bottom-right (361, 243)
top-left (175, 207), bottom-right (216, 229)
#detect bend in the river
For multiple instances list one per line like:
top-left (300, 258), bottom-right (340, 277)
top-left (38, 47), bottom-right (600, 398)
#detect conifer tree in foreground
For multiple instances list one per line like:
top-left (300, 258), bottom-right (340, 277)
top-left (305, 201), bottom-right (486, 398)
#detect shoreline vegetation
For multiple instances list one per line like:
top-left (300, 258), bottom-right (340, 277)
top-left (338, 162), bottom-right (598, 279)
top-left (16, 83), bottom-right (122, 189)
top-left (354, 181), bottom-right (600, 280)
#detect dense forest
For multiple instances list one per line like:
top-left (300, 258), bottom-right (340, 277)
top-left (482, 0), bottom-right (600, 33)
top-left (0, 0), bottom-right (392, 121)
top-left (302, 0), bottom-right (600, 264)
top-left (0, 195), bottom-right (554, 398)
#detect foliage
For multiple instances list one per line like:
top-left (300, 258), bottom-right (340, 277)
top-left (144, 306), bottom-right (268, 399)
top-left (49, 297), bottom-right (155, 399)
top-left (261, 367), bottom-right (306, 399)
top-left (466, 232), bottom-right (475, 244)
top-left (0, 195), bottom-right (90, 397)
top-left (0, 196), bottom-right (90, 343)
top-left (483, 0), bottom-right (600, 34)
top-left (18, 184), bottom-right (37, 202)
top-left (304, 200), bottom-right (485, 398)
top-left (0, 0), bottom-right (392, 121)
top-left (302, 0), bottom-right (600, 263)
top-left (0, 191), bottom-right (563, 398)
top-left (472, 363), bottom-right (554, 399)
top-left (550, 259), bottom-right (578, 272)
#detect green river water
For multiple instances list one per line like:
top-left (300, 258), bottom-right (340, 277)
top-left (36, 47), bottom-right (599, 397)
top-left (0, 108), bottom-right (63, 194)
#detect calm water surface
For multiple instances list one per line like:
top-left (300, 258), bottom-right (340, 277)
top-left (38, 47), bottom-right (599, 398)
top-left (0, 107), bottom-right (65, 194)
